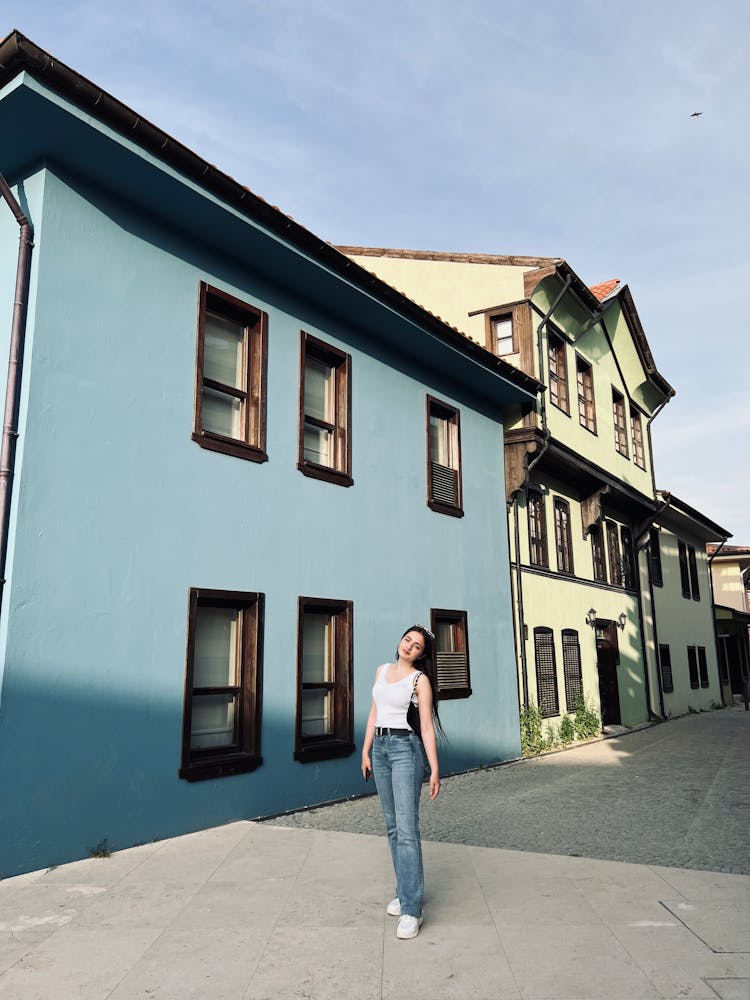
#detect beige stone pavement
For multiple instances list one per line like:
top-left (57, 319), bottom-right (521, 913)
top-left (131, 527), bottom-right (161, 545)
top-left (1, 818), bottom-right (749, 1000)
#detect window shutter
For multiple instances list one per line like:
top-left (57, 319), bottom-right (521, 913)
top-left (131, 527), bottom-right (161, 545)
top-left (562, 629), bottom-right (583, 711)
top-left (659, 644), bottom-right (673, 693)
top-left (687, 646), bottom-right (699, 689)
top-left (436, 650), bottom-right (469, 690)
top-left (430, 462), bottom-right (458, 505)
top-left (534, 628), bottom-right (559, 718)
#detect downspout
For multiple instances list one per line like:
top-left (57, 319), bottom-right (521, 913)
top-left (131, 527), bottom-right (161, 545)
top-left (635, 492), bottom-right (672, 720)
top-left (510, 494), bottom-right (529, 707)
top-left (0, 173), bottom-right (34, 612)
top-left (527, 274), bottom-right (573, 474)
top-left (514, 275), bottom-right (572, 710)
top-left (707, 538), bottom-right (733, 707)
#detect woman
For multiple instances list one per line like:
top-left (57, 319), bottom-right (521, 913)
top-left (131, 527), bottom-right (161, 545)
top-left (361, 624), bottom-right (443, 940)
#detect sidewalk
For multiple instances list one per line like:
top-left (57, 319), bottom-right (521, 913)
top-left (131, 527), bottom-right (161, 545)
top-left (2, 818), bottom-right (749, 999)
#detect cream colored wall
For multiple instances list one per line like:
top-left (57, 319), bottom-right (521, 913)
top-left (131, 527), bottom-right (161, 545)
top-left (711, 560), bottom-right (746, 611)
top-left (651, 529), bottom-right (722, 714)
top-left (510, 479), bottom-right (647, 727)
top-left (344, 254), bottom-right (526, 343)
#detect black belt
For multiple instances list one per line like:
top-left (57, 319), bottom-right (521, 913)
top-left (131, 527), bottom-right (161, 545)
top-left (375, 727), bottom-right (411, 736)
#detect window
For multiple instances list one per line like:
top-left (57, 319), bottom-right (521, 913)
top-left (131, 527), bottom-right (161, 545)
top-left (591, 524), bottom-right (607, 583)
top-left (298, 332), bottom-right (352, 486)
top-left (658, 644), bottom-right (673, 693)
top-left (687, 645), bottom-right (699, 689)
top-left (612, 389), bottom-right (629, 458)
top-left (180, 588), bottom-right (264, 781)
top-left (548, 332), bottom-right (569, 413)
top-left (534, 627), bottom-right (560, 718)
top-left (554, 498), bottom-right (574, 574)
top-left (193, 283), bottom-right (268, 462)
top-left (561, 629), bottom-right (583, 711)
top-left (431, 609), bottom-right (471, 699)
top-left (606, 521), bottom-right (622, 587)
top-left (527, 489), bottom-right (548, 567)
top-left (620, 527), bottom-right (636, 590)
top-left (576, 357), bottom-right (596, 433)
top-left (677, 540), bottom-right (701, 601)
top-left (426, 396), bottom-right (463, 516)
top-left (490, 311), bottom-right (515, 356)
top-left (631, 409), bottom-right (645, 469)
top-left (697, 646), bottom-right (709, 688)
top-left (295, 598), bottom-right (354, 762)
top-left (648, 528), bottom-right (663, 587)
top-left (688, 545), bottom-right (700, 601)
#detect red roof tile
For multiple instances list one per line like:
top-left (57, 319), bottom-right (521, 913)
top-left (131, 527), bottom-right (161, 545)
top-left (589, 279), bottom-right (620, 301)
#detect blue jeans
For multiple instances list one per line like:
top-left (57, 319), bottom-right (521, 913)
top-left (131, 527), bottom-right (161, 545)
top-left (372, 733), bottom-right (426, 918)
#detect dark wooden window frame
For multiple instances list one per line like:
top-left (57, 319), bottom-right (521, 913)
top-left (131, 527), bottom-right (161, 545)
top-left (527, 488), bottom-right (549, 568)
top-left (606, 520), bottom-right (623, 588)
top-left (591, 523), bottom-right (607, 583)
top-left (180, 587), bottom-right (264, 782)
top-left (547, 329), bottom-right (569, 415)
top-left (576, 354), bottom-right (597, 434)
top-left (658, 643), bottom-right (674, 693)
top-left (648, 527), bottom-right (663, 587)
top-left (426, 395), bottom-right (464, 517)
top-left (484, 307), bottom-right (516, 357)
top-left (533, 627), bottom-right (560, 718)
top-left (697, 646), bottom-right (709, 688)
top-left (612, 388), bottom-right (629, 458)
top-left (295, 597), bottom-right (355, 763)
top-left (620, 526), bottom-right (636, 590)
top-left (631, 407), bottom-right (646, 469)
top-left (193, 282), bottom-right (269, 462)
top-left (688, 544), bottom-right (700, 601)
top-left (430, 608), bottom-right (472, 700)
top-left (298, 331), bottom-right (353, 487)
top-left (687, 645), bottom-right (699, 689)
top-left (553, 497), bottom-right (574, 575)
top-left (678, 539), bottom-right (691, 599)
top-left (561, 628), bottom-right (583, 711)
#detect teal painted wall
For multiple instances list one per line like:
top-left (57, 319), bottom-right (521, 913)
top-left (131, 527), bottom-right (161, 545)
top-left (0, 168), bottom-right (521, 875)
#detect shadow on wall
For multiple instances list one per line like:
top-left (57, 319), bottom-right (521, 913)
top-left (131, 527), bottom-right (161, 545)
top-left (0, 670), bottom-right (515, 878)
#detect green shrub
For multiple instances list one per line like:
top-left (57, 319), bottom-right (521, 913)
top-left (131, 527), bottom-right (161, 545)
top-left (559, 714), bottom-right (575, 744)
top-left (542, 722), bottom-right (559, 749)
top-left (520, 702), bottom-right (545, 756)
top-left (573, 696), bottom-right (601, 740)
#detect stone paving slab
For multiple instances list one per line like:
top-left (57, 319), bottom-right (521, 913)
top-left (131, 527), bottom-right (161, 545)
top-left (1, 820), bottom-right (749, 1000)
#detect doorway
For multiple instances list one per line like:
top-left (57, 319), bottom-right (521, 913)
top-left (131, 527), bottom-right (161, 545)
top-left (595, 619), bottom-right (621, 726)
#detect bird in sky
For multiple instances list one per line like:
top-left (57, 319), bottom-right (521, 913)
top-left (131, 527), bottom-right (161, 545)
top-left (690, 111), bottom-right (703, 117)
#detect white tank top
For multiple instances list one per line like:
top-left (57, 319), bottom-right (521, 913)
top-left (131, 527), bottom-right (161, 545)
top-left (373, 663), bottom-right (420, 729)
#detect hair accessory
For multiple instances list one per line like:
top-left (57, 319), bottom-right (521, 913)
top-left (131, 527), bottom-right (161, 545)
top-left (414, 624), bottom-right (435, 640)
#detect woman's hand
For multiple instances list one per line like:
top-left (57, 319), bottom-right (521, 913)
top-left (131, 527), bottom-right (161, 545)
top-left (361, 755), bottom-right (372, 780)
top-left (429, 771), bottom-right (441, 800)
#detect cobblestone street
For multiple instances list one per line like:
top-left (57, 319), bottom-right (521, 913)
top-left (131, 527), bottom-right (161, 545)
top-left (270, 706), bottom-right (750, 874)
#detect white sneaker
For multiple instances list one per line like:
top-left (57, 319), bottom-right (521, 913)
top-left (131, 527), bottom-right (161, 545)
top-left (396, 914), bottom-right (423, 939)
top-left (386, 897), bottom-right (401, 916)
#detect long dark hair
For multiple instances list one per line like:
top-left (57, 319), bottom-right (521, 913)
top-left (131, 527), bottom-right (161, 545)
top-left (398, 624), bottom-right (446, 742)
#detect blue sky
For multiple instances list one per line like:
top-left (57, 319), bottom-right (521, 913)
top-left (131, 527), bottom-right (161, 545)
top-left (6, 1), bottom-right (750, 540)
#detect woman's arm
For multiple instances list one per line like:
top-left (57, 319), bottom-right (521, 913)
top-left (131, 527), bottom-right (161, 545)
top-left (416, 674), bottom-right (441, 800)
top-left (361, 669), bottom-right (379, 778)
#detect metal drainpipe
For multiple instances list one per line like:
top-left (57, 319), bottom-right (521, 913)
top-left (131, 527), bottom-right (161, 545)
top-left (707, 537), bottom-right (735, 707)
top-left (635, 493), bottom-right (672, 720)
top-left (512, 494), bottom-right (529, 707)
top-left (0, 173), bottom-right (34, 611)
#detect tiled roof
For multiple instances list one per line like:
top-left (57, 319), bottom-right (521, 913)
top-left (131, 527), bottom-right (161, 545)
top-left (589, 279), bottom-right (620, 301)
top-left (707, 544), bottom-right (750, 556)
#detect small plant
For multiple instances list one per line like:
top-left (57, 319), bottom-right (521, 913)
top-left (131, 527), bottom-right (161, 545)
top-left (520, 702), bottom-right (545, 756)
top-left (542, 722), bottom-right (559, 749)
top-left (559, 714), bottom-right (575, 745)
top-left (89, 838), bottom-right (112, 859)
top-left (573, 696), bottom-right (601, 740)
top-left (688, 705), bottom-right (699, 714)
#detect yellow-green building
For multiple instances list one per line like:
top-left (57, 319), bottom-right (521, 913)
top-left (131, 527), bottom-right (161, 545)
top-left (340, 247), bottom-right (729, 730)
top-left (707, 543), bottom-right (750, 705)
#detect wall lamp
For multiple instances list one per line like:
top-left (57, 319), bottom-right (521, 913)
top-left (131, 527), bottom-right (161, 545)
top-left (617, 612), bottom-right (627, 631)
top-left (586, 608), bottom-right (597, 628)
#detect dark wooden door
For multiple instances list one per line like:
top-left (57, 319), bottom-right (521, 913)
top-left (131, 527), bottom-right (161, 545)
top-left (595, 620), bottom-right (621, 726)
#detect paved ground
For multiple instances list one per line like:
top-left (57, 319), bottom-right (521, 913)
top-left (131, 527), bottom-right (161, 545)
top-left (271, 707), bottom-right (750, 875)
top-left (0, 707), bottom-right (748, 999)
